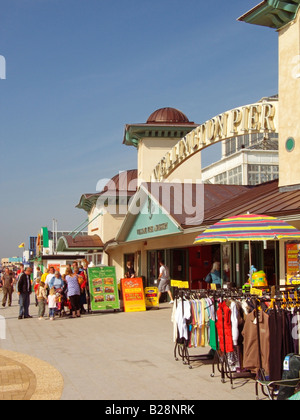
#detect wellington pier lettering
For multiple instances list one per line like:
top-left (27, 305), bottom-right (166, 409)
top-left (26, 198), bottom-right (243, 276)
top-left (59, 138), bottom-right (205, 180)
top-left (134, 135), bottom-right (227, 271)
top-left (152, 101), bottom-right (277, 181)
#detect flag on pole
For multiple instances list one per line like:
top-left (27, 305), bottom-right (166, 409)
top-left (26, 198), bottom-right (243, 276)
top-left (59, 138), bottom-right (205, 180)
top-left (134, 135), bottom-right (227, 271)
top-left (18, 242), bottom-right (25, 248)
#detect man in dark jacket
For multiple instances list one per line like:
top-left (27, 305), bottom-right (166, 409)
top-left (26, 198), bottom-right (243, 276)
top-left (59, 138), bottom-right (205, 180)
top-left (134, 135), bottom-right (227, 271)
top-left (17, 267), bottom-right (32, 319)
top-left (1, 268), bottom-right (15, 307)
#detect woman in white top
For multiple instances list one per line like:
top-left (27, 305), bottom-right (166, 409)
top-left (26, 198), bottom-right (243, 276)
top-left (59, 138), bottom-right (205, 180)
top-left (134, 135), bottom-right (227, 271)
top-left (158, 260), bottom-right (174, 304)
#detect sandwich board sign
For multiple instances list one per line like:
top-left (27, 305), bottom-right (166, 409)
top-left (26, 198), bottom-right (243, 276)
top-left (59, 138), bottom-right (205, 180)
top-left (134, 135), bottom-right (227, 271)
top-left (88, 266), bottom-right (120, 312)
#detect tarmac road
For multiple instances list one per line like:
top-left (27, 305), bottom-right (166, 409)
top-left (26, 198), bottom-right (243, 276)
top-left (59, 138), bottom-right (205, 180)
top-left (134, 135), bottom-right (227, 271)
top-left (0, 292), bottom-right (257, 400)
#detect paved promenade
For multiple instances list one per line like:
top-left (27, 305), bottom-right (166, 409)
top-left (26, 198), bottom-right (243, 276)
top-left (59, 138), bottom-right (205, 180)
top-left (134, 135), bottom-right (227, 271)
top-left (0, 292), bottom-right (258, 401)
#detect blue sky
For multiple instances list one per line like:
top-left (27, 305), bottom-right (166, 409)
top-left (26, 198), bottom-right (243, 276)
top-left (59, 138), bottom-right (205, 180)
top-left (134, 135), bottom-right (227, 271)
top-left (0, 0), bottom-right (279, 258)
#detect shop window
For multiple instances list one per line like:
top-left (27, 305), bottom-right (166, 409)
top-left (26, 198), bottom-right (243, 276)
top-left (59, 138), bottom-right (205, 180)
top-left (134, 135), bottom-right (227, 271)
top-left (228, 166), bottom-right (242, 185)
top-left (170, 249), bottom-right (187, 282)
top-left (222, 244), bottom-right (231, 284)
top-left (95, 253), bottom-right (102, 266)
top-left (264, 241), bottom-right (279, 286)
top-left (215, 171), bottom-right (227, 184)
top-left (237, 135), bottom-right (250, 151)
top-left (237, 136), bottom-right (244, 151)
top-left (248, 164), bottom-right (279, 185)
top-left (225, 137), bottom-right (237, 157)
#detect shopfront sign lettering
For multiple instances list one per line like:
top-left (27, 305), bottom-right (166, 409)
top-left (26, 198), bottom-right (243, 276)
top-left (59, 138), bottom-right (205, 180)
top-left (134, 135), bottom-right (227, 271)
top-left (152, 101), bottom-right (278, 181)
top-left (137, 222), bottom-right (168, 236)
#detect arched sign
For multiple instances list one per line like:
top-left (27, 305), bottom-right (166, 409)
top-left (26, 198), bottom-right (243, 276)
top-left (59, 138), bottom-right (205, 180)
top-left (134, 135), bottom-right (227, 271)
top-left (151, 101), bottom-right (278, 181)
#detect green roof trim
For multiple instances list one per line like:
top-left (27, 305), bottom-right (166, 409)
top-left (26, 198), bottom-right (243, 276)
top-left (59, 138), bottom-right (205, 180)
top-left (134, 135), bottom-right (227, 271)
top-left (123, 124), bottom-right (198, 147)
top-left (238, 0), bottom-right (300, 29)
top-left (76, 194), bottom-right (99, 213)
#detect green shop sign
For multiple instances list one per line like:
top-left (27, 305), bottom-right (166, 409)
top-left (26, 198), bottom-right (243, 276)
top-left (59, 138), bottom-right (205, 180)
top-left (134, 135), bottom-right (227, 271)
top-left (126, 197), bottom-right (180, 242)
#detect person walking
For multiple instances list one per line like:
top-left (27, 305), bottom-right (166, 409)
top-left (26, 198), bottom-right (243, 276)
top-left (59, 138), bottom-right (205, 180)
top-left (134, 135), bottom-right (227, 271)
top-left (36, 281), bottom-right (47, 320)
top-left (35, 266), bottom-right (42, 283)
top-left (45, 267), bottom-right (56, 292)
top-left (65, 267), bottom-right (81, 318)
top-left (48, 288), bottom-right (57, 321)
top-left (157, 260), bottom-right (174, 304)
top-left (34, 266), bottom-right (42, 307)
top-left (18, 267), bottom-right (32, 319)
top-left (41, 268), bottom-right (48, 285)
top-left (74, 267), bottom-right (87, 314)
top-left (82, 260), bottom-right (90, 313)
top-left (50, 271), bottom-right (64, 290)
top-left (16, 264), bottom-right (25, 304)
top-left (1, 268), bottom-right (15, 307)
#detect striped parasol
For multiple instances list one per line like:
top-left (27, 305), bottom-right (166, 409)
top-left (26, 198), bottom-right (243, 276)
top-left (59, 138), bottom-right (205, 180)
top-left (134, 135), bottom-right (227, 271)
top-left (194, 214), bottom-right (300, 244)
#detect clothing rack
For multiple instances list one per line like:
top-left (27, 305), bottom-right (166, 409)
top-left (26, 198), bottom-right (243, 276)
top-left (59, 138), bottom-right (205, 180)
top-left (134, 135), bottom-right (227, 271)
top-left (173, 288), bottom-right (245, 372)
top-left (172, 285), bottom-right (300, 397)
top-left (173, 289), bottom-right (220, 369)
top-left (212, 291), bottom-right (256, 388)
top-left (215, 286), bottom-right (299, 391)
top-left (252, 289), bottom-right (300, 399)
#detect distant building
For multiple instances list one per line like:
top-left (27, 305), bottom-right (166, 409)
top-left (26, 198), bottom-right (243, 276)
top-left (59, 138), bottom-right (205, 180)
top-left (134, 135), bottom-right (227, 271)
top-left (32, 227), bottom-right (88, 275)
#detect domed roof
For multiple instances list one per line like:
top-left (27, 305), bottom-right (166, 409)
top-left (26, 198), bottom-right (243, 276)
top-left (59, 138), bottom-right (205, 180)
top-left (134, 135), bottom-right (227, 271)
top-left (146, 107), bottom-right (193, 125)
top-left (103, 169), bottom-right (138, 193)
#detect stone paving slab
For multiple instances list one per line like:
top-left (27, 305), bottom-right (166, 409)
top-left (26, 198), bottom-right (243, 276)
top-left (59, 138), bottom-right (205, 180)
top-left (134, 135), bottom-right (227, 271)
top-left (0, 292), bottom-right (259, 401)
top-left (0, 349), bottom-right (63, 400)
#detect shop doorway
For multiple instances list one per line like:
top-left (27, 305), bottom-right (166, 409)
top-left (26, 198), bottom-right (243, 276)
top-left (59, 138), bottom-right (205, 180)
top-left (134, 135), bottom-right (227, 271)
top-left (262, 241), bottom-right (279, 286)
top-left (124, 253), bottom-right (135, 278)
top-left (170, 249), bottom-right (188, 282)
top-left (147, 249), bottom-right (189, 285)
top-left (147, 250), bottom-right (166, 286)
top-left (236, 241), bottom-right (279, 287)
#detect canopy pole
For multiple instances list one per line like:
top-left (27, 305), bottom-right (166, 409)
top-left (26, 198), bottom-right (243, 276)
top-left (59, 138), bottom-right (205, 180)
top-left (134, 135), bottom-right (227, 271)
top-left (249, 240), bottom-right (252, 284)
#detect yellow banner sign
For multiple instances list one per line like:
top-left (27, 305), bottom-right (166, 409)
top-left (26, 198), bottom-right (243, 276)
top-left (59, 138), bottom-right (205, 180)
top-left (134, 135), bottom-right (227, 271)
top-left (171, 280), bottom-right (189, 289)
top-left (251, 287), bottom-right (263, 296)
top-left (287, 275), bottom-right (300, 286)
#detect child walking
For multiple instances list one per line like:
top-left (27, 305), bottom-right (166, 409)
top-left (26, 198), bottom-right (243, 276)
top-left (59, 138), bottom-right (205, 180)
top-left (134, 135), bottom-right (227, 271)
top-left (48, 288), bottom-right (57, 321)
top-left (36, 281), bottom-right (47, 320)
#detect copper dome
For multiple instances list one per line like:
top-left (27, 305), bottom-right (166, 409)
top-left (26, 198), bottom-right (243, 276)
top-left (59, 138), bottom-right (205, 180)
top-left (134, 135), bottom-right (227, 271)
top-left (103, 169), bottom-right (138, 193)
top-left (146, 107), bottom-right (193, 125)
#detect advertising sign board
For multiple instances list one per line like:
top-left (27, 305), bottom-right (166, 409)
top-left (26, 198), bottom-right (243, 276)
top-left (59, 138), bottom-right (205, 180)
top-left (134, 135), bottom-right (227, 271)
top-left (88, 266), bottom-right (120, 311)
top-left (121, 278), bottom-right (146, 312)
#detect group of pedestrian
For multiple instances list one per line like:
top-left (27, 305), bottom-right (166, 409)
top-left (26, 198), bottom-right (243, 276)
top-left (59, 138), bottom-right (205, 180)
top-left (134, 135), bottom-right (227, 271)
top-left (0, 260), bottom-right (89, 321)
top-left (34, 261), bottom-right (89, 321)
top-left (0, 263), bottom-right (35, 319)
